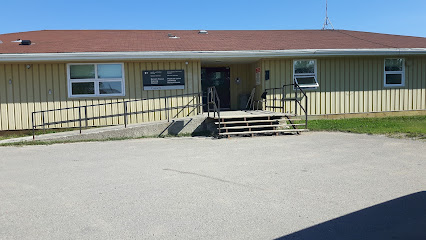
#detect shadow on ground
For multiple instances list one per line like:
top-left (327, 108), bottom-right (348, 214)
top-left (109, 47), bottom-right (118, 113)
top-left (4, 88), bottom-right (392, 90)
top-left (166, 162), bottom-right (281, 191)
top-left (276, 191), bottom-right (426, 240)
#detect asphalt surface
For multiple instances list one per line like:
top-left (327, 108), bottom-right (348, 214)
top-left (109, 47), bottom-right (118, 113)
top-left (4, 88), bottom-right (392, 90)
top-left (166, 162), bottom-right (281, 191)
top-left (0, 132), bottom-right (425, 240)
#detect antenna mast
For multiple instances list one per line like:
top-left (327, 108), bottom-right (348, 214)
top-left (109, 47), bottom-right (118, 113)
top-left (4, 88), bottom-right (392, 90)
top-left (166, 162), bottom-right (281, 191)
top-left (322, 0), bottom-right (334, 30)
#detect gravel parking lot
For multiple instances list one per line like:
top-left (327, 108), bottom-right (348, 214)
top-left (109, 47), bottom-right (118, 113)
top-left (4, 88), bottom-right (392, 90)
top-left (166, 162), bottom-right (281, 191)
top-left (0, 132), bottom-right (425, 240)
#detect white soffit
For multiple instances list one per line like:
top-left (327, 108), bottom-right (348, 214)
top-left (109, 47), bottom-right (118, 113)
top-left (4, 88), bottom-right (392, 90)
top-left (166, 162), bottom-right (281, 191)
top-left (0, 48), bottom-right (425, 62)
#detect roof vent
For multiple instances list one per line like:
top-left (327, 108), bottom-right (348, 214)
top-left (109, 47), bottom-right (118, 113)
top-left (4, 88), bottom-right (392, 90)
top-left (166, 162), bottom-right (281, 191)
top-left (168, 33), bottom-right (180, 39)
top-left (20, 40), bottom-right (32, 45)
top-left (198, 30), bottom-right (208, 34)
top-left (11, 39), bottom-right (32, 45)
top-left (0, 40), bottom-right (3, 44)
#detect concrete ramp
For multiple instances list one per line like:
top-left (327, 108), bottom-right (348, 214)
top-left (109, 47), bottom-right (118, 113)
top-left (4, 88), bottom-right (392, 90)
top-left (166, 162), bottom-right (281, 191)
top-left (0, 115), bottom-right (213, 144)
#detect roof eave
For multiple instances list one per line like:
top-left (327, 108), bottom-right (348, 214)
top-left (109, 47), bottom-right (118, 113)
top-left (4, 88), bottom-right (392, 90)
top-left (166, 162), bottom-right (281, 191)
top-left (0, 48), bottom-right (425, 62)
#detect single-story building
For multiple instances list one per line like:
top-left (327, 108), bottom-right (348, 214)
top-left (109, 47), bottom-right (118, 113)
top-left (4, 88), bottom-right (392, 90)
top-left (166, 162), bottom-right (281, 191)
top-left (0, 29), bottom-right (425, 130)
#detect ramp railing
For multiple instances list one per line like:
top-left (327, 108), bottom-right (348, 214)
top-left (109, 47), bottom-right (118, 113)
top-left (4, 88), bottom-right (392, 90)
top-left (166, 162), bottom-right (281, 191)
top-left (31, 92), bottom-right (203, 139)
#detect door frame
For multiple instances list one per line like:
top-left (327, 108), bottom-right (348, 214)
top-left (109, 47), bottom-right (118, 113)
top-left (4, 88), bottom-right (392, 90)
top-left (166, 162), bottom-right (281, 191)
top-left (201, 67), bottom-right (231, 110)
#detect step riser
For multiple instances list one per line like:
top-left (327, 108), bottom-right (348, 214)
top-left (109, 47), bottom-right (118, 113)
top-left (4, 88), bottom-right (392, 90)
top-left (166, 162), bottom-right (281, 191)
top-left (219, 129), bottom-right (309, 136)
top-left (211, 113), bottom-right (307, 137)
top-left (219, 124), bottom-right (303, 130)
top-left (215, 118), bottom-right (304, 123)
top-left (215, 119), bottom-right (281, 125)
top-left (212, 113), bottom-right (290, 120)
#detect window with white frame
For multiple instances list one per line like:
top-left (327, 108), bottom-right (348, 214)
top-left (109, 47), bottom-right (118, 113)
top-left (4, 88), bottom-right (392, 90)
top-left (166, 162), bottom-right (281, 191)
top-left (68, 63), bottom-right (125, 97)
top-left (293, 60), bottom-right (319, 89)
top-left (384, 58), bottom-right (405, 87)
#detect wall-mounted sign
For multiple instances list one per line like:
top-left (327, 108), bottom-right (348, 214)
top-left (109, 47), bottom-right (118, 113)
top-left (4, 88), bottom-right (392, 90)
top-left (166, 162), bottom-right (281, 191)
top-left (143, 70), bottom-right (185, 90)
top-left (255, 67), bottom-right (261, 85)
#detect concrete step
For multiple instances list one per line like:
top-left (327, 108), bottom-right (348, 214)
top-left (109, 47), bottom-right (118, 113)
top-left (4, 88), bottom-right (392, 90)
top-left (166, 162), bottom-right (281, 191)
top-left (219, 129), bottom-right (309, 136)
top-left (216, 120), bottom-right (305, 126)
top-left (219, 124), bottom-right (288, 130)
top-left (215, 119), bottom-right (281, 125)
top-left (214, 113), bottom-right (288, 120)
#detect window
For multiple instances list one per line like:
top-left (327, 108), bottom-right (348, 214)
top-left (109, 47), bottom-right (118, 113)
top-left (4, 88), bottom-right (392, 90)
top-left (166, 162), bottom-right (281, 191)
top-left (384, 58), bottom-right (405, 87)
top-left (293, 60), bottom-right (319, 89)
top-left (68, 63), bottom-right (125, 97)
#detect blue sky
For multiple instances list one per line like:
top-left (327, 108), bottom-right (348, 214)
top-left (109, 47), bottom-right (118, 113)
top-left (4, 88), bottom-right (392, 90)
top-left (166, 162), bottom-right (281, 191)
top-left (1, 0), bottom-right (425, 37)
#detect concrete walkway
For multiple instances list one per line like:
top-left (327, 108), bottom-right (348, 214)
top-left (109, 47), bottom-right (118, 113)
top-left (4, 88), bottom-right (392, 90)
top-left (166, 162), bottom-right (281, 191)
top-left (1, 132), bottom-right (425, 239)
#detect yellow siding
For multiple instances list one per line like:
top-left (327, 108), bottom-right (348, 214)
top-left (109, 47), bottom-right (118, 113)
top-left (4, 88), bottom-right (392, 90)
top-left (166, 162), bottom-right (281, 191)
top-left (0, 65), bottom-right (7, 130)
top-left (0, 57), bottom-right (424, 131)
top-left (260, 56), bottom-right (426, 115)
top-left (229, 64), bottom-right (257, 110)
top-left (0, 61), bottom-right (201, 130)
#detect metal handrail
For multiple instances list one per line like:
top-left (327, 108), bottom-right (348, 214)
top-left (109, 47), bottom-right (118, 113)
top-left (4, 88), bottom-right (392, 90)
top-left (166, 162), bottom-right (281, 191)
top-left (264, 82), bottom-right (308, 129)
top-left (291, 82), bottom-right (308, 129)
top-left (32, 92), bottom-right (203, 139)
top-left (207, 86), bottom-right (221, 133)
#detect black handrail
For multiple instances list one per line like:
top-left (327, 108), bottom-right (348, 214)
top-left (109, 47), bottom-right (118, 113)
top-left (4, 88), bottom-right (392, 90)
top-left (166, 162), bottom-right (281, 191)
top-left (264, 82), bottom-right (308, 129)
top-left (207, 86), bottom-right (221, 133)
top-left (290, 82), bottom-right (308, 129)
top-left (31, 92), bottom-right (203, 139)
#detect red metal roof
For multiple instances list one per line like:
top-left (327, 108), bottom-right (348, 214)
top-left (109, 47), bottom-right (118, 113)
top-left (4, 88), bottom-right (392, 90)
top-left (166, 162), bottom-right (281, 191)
top-left (0, 30), bottom-right (425, 54)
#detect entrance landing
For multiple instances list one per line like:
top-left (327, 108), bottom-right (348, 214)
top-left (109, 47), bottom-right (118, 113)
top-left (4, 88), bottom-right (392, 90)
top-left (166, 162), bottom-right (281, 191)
top-left (205, 110), bottom-right (290, 119)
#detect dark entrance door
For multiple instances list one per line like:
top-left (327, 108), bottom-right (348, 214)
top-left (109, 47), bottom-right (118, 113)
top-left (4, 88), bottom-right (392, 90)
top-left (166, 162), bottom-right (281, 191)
top-left (201, 67), bottom-right (231, 111)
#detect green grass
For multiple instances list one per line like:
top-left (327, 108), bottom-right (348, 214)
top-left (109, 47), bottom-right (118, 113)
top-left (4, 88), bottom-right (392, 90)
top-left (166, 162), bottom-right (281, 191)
top-left (308, 115), bottom-right (426, 139)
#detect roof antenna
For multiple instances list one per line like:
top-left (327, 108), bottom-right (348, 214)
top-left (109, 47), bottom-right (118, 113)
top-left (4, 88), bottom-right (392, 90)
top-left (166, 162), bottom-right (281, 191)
top-left (322, 0), bottom-right (335, 30)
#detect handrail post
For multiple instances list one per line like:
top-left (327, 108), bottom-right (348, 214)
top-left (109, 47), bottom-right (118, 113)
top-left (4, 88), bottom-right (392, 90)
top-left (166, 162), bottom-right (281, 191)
top-left (166, 97), bottom-right (169, 122)
top-left (295, 84), bottom-right (298, 116)
top-left (218, 113), bottom-right (221, 133)
top-left (265, 95), bottom-right (267, 111)
top-left (32, 112), bottom-right (35, 140)
top-left (218, 106), bottom-right (221, 133)
top-left (281, 86), bottom-right (284, 113)
top-left (124, 101), bottom-right (127, 128)
top-left (42, 111), bottom-right (45, 133)
top-left (273, 88), bottom-right (276, 112)
top-left (216, 88), bottom-right (221, 134)
top-left (214, 88), bottom-right (217, 118)
top-left (207, 88), bottom-right (210, 118)
top-left (305, 94), bottom-right (308, 129)
top-left (199, 93), bottom-right (203, 115)
top-left (196, 93), bottom-right (199, 115)
top-left (78, 107), bottom-right (82, 134)
top-left (84, 106), bottom-right (88, 128)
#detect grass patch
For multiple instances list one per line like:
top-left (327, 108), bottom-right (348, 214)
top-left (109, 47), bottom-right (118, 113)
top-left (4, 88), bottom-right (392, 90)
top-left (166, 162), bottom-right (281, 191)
top-left (308, 115), bottom-right (426, 139)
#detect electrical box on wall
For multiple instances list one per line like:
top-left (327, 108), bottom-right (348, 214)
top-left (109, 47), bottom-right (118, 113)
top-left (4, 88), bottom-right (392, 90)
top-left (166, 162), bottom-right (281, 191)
top-left (265, 70), bottom-right (270, 80)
